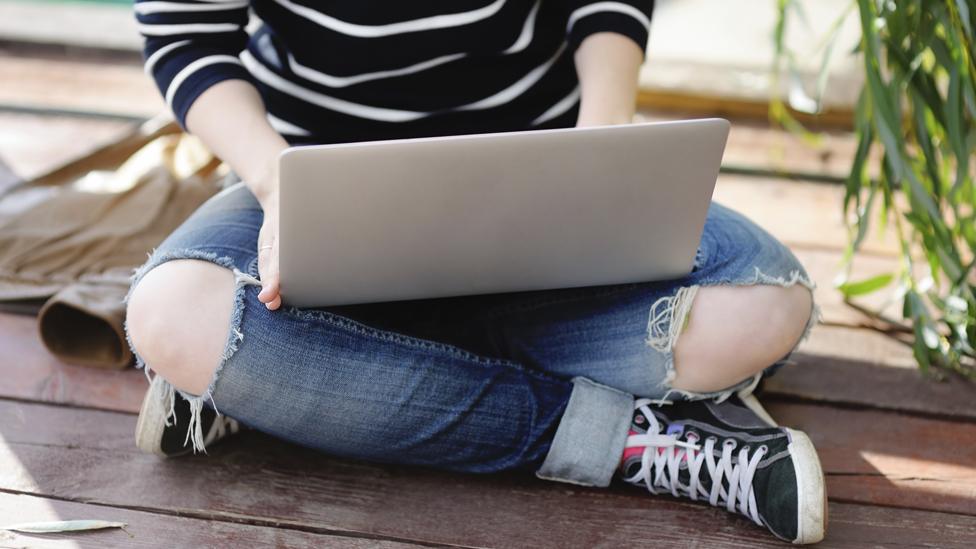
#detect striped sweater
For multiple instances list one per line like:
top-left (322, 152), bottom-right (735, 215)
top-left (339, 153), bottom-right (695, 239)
top-left (136, 1), bottom-right (655, 145)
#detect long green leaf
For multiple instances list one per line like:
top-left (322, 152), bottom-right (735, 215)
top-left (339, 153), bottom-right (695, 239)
top-left (837, 273), bottom-right (896, 296)
top-left (947, 58), bottom-right (970, 193)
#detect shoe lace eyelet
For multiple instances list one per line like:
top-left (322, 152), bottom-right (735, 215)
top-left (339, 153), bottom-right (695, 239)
top-left (706, 435), bottom-right (718, 443)
top-left (758, 444), bottom-right (769, 454)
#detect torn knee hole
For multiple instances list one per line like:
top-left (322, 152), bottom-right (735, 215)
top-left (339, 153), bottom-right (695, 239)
top-left (646, 285), bottom-right (699, 354)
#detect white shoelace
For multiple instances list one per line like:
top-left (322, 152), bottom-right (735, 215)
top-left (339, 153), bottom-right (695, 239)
top-left (622, 398), bottom-right (767, 526)
top-left (207, 416), bottom-right (240, 443)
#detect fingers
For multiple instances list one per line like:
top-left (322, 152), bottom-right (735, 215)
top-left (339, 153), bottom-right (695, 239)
top-left (257, 275), bottom-right (280, 309)
top-left (257, 271), bottom-right (279, 303)
top-left (258, 285), bottom-right (281, 310)
top-left (257, 242), bottom-right (281, 310)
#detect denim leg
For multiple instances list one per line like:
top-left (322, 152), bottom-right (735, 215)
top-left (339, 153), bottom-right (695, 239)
top-left (454, 202), bottom-right (819, 400)
top-left (210, 282), bottom-right (634, 484)
top-left (125, 182), bottom-right (634, 487)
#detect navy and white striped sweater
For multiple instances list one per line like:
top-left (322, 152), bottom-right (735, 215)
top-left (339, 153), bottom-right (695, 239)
top-left (136, 1), bottom-right (655, 145)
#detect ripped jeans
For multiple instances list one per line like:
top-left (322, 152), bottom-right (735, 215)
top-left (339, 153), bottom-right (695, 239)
top-left (125, 181), bottom-right (817, 487)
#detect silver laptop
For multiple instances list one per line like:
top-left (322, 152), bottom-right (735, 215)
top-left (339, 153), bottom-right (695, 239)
top-left (278, 119), bottom-right (729, 307)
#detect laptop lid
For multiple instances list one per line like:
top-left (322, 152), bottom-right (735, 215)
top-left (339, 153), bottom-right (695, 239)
top-left (278, 118), bottom-right (729, 307)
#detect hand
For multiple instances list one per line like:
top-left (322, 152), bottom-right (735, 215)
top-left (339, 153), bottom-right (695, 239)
top-left (256, 188), bottom-right (281, 310)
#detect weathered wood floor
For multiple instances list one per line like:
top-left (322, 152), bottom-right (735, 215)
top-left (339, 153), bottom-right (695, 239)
top-left (1, 47), bottom-right (975, 548)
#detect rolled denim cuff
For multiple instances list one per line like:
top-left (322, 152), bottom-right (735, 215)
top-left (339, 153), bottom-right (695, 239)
top-left (536, 377), bottom-right (633, 487)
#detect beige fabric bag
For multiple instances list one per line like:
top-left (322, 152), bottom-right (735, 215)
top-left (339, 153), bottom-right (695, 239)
top-left (0, 126), bottom-right (223, 369)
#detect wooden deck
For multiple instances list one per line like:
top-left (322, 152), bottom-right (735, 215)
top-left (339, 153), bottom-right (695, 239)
top-left (2, 47), bottom-right (976, 548)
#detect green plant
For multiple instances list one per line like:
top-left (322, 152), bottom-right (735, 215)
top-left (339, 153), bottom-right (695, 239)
top-left (773, 0), bottom-right (976, 377)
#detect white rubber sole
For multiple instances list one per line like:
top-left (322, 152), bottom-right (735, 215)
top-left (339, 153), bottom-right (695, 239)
top-left (785, 428), bottom-right (827, 544)
top-left (134, 378), bottom-right (169, 458)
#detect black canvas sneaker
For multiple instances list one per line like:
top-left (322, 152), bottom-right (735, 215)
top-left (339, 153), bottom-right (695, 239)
top-left (620, 397), bottom-right (827, 544)
top-left (135, 375), bottom-right (241, 457)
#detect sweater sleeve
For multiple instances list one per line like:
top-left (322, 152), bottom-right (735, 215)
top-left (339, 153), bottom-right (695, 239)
top-left (135, 0), bottom-right (256, 129)
top-left (564, 1), bottom-right (655, 55)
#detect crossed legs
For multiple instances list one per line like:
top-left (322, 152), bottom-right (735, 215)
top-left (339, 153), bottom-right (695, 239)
top-left (126, 259), bottom-right (813, 400)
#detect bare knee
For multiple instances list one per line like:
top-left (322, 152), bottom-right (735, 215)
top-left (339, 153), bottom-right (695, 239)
top-left (669, 284), bottom-right (813, 394)
top-left (126, 259), bottom-right (236, 396)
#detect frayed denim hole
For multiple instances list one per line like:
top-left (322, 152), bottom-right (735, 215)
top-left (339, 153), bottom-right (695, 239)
top-left (123, 247), bottom-right (260, 454)
top-left (641, 285), bottom-right (769, 403)
top-left (651, 266), bottom-right (820, 402)
top-left (123, 248), bottom-right (240, 385)
top-left (645, 285), bottom-right (699, 392)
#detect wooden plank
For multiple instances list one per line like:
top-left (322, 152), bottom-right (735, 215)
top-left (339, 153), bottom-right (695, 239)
top-left (639, 90), bottom-right (854, 129)
top-left (6, 490), bottom-right (973, 549)
top-left (2, 399), bottom-right (976, 546)
top-left (793, 248), bottom-right (905, 330)
top-left (766, 326), bottom-right (976, 422)
top-left (797, 324), bottom-right (917, 370)
top-left (0, 1), bottom-right (142, 52)
top-left (719, 120), bottom-right (861, 181)
top-left (766, 402), bottom-right (976, 517)
top-left (0, 414), bottom-right (795, 548)
top-left (639, 111), bottom-right (864, 181)
top-left (0, 50), bottom-right (161, 118)
top-left (713, 174), bottom-right (899, 256)
top-left (823, 502), bottom-right (976, 549)
top-left (0, 313), bottom-right (146, 414)
top-left (0, 492), bottom-right (420, 548)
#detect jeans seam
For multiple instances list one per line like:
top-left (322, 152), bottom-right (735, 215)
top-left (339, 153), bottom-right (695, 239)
top-left (165, 244), bottom-right (256, 258)
top-left (480, 283), bottom-right (644, 321)
top-left (281, 306), bottom-right (550, 372)
top-left (183, 220), bottom-right (259, 231)
top-left (480, 244), bottom-right (706, 321)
